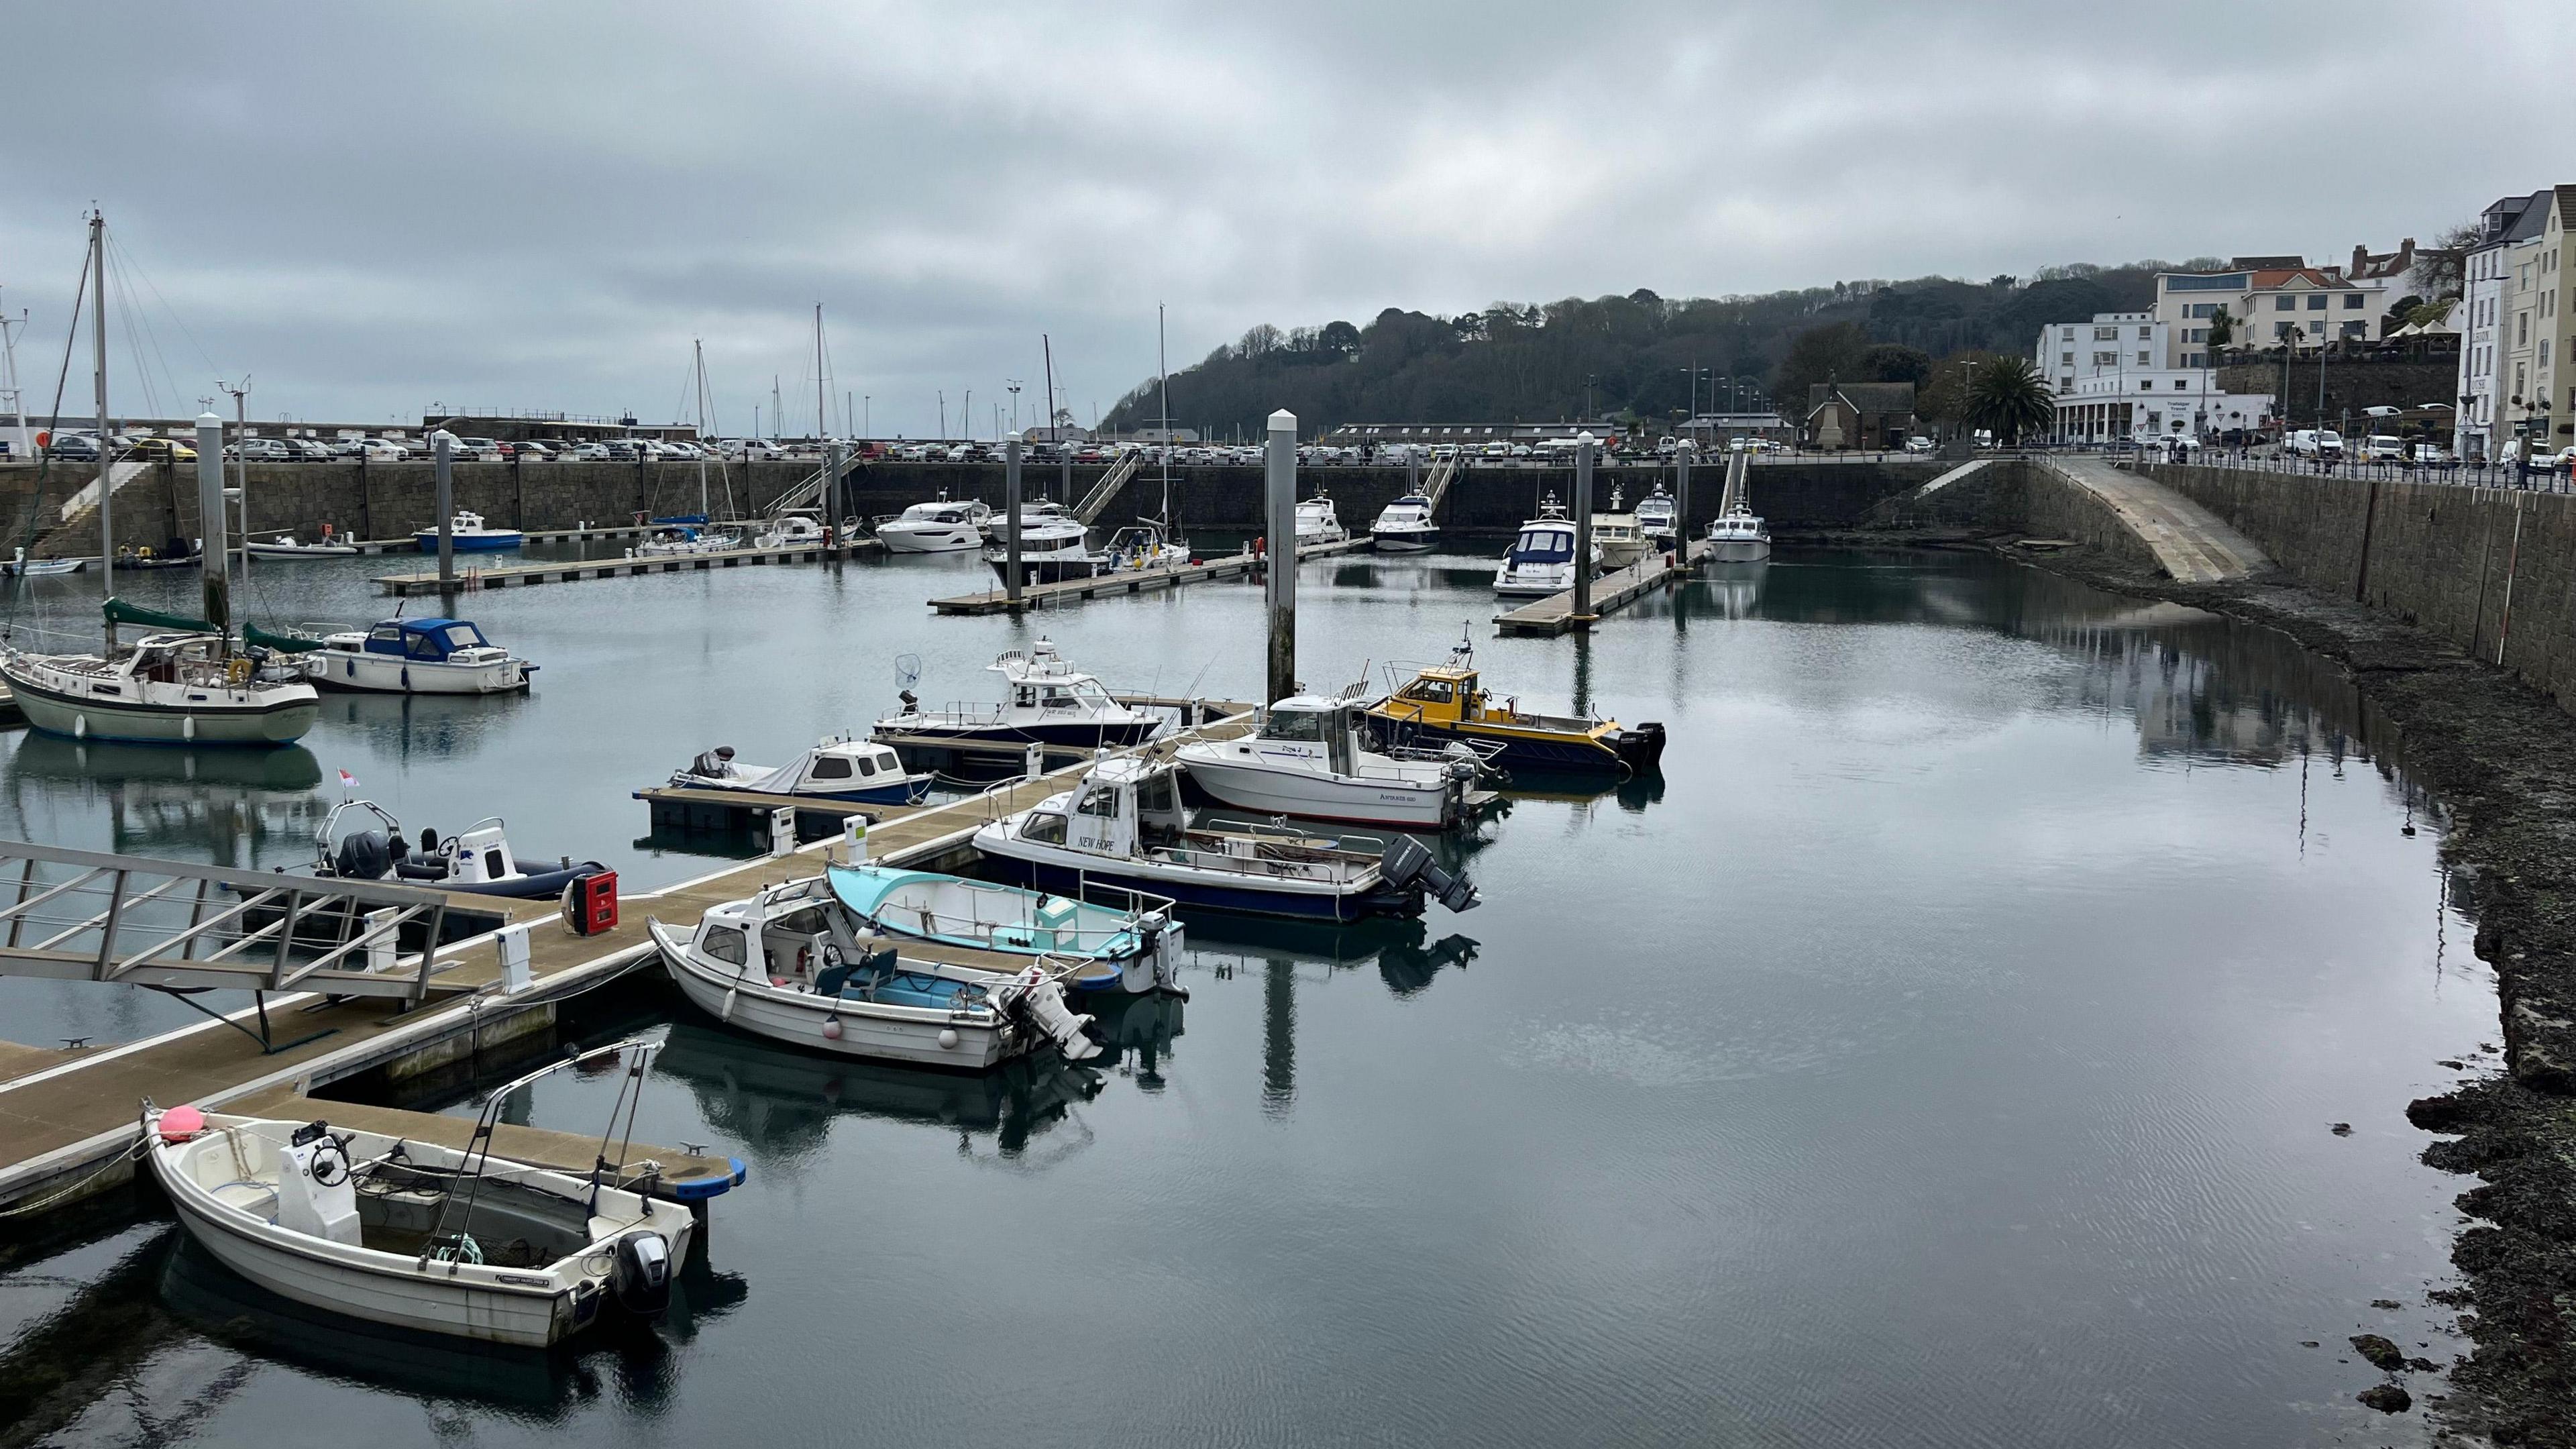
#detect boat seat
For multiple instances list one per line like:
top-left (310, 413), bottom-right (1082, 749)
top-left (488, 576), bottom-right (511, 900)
top-left (211, 1179), bottom-right (279, 1220)
top-left (814, 946), bottom-right (898, 998)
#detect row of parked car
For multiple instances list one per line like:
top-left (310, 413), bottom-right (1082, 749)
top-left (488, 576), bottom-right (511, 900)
top-left (37, 433), bottom-right (797, 465)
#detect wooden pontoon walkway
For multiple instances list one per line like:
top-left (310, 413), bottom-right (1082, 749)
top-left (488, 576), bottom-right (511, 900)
top-left (0, 710), bottom-right (1256, 1213)
top-left (928, 536), bottom-right (1375, 615)
top-left (375, 536), bottom-right (881, 594)
top-left (1493, 539), bottom-right (1708, 637)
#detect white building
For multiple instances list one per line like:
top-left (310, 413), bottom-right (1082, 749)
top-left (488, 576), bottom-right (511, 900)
top-left (2456, 192), bottom-right (2548, 460)
top-left (2152, 263), bottom-right (2396, 364)
top-left (2033, 312), bottom-right (2169, 395)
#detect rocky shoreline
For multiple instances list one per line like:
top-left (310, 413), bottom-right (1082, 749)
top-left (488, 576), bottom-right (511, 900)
top-left (1832, 525), bottom-right (2576, 1444)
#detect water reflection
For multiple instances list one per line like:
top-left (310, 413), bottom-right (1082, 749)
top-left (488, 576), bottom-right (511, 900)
top-left (317, 686), bottom-right (533, 762)
top-left (654, 1019), bottom-right (1104, 1164)
top-left (2, 734), bottom-right (327, 864)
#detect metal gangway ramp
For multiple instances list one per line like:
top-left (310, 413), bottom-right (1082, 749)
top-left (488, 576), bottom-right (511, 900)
top-left (765, 451), bottom-right (863, 518)
top-left (1418, 449), bottom-right (1464, 510)
top-left (1073, 448), bottom-right (1147, 525)
top-left (0, 841), bottom-right (464, 1014)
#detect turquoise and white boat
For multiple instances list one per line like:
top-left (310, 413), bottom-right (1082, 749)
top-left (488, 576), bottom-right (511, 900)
top-left (824, 861), bottom-right (1183, 996)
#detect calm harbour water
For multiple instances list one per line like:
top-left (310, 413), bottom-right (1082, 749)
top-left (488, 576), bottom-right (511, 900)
top-left (0, 542), bottom-right (2491, 1447)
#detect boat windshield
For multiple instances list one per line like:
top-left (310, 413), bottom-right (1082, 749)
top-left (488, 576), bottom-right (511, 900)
top-left (439, 624), bottom-right (486, 650)
top-left (1509, 528), bottom-right (1574, 562)
top-left (1263, 709), bottom-right (1325, 741)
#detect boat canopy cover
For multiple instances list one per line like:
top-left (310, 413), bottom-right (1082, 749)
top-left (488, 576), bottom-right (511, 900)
top-left (244, 623), bottom-right (327, 653)
top-left (102, 596), bottom-right (215, 634)
top-left (359, 618), bottom-right (490, 659)
top-left (826, 862), bottom-right (957, 918)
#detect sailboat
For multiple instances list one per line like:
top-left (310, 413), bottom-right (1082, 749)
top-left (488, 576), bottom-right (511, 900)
top-left (0, 214), bottom-right (321, 745)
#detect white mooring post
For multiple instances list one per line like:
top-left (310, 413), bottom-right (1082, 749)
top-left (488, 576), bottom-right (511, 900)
top-left (1025, 741), bottom-right (1044, 780)
top-left (1004, 435), bottom-right (1024, 609)
top-left (768, 805), bottom-right (797, 857)
top-left (194, 413), bottom-right (229, 637)
top-left (364, 909), bottom-right (398, 975)
top-left (1674, 441), bottom-right (1693, 567)
top-left (498, 923), bottom-right (533, 994)
top-left (1265, 408), bottom-right (1297, 702)
top-left (432, 429), bottom-right (458, 587)
top-left (844, 814), bottom-right (869, 864)
top-left (1572, 431), bottom-right (1596, 620)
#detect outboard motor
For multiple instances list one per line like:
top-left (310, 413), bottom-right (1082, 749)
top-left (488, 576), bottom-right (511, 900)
top-left (610, 1229), bottom-right (674, 1319)
top-left (1010, 974), bottom-right (1102, 1062)
top-left (1613, 721), bottom-right (1667, 775)
top-left (1379, 835), bottom-right (1481, 913)
top-left (692, 746), bottom-right (737, 779)
top-left (333, 829), bottom-right (393, 881)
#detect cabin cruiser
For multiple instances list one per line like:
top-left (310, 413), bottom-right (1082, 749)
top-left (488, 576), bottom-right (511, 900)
top-left (754, 513), bottom-right (828, 548)
top-left (1369, 494), bottom-right (1440, 553)
top-left (1707, 503), bottom-right (1772, 562)
top-left (873, 495), bottom-right (990, 553)
top-left (1, 630), bottom-right (319, 745)
top-left (1293, 490), bottom-right (1347, 545)
top-left (298, 799), bottom-right (606, 900)
top-left (667, 737), bottom-right (932, 806)
top-left (1634, 483), bottom-right (1679, 550)
top-left (1365, 641), bottom-right (1665, 775)
top-left (413, 511), bottom-right (523, 553)
top-left (872, 640), bottom-right (1163, 752)
top-left (1591, 486), bottom-right (1650, 570)
top-left (1175, 694), bottom-right (1492, 829)
top-left (977, 498), bottom-right (1079, 545)
top-left (973, 755), bottom-right (1479, 921)
top-left (824, 861), bottom-right (1183, 994)
top-left (144, 1042), bottom-right (715, 1348)
top-left (1491, 495), bottom-right (1599, 597)
top-left (647, 876), bottom-right (1103, 1068)
top-left (981, 502), bottom-right (1100, 584)
top-left (307, 617), bottom-right (533, 694)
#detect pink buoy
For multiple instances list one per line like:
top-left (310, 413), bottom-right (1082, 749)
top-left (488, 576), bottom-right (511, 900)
top-left (822, 1016), bottom-right (844, 1040)
top-left (158, 1104), bottom-right (206, 1142)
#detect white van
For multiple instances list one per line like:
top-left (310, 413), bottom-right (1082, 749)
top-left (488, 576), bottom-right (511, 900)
top-left (2287, 429), bottom-right (2345, 459)
top-left (2363, 435), bottom-right (2407, 462)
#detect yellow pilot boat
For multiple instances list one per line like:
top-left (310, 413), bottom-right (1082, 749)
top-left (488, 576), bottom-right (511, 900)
top-left (1364, 643), bottom-right (1664, 775)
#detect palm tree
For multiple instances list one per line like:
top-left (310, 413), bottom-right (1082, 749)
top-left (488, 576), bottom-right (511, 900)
top-left (1966, 356), bottom-right (2055, 445)
top-left (2205, 306), bottom-right (2235, 358)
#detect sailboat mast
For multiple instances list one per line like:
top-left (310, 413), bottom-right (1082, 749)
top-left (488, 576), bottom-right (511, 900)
top-left (90, 211), bottom-right (110, 607)
top-left (693, 338), bottom-right (710, 518)
top-left (814, 304), bottom-right (827, 445)
top-left (1040, 334), bottom-right (1056, 448)
top-left (1158, 303), bottom-right (1171, 525)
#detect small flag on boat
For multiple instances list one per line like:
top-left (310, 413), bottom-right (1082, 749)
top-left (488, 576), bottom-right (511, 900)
top-left (338, 769), bottom-right (358, 789)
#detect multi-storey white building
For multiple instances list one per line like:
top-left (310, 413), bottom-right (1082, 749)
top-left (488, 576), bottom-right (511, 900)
top-left (2455, 192), bottom-right (2548, 460)
top-left (2152, 264), bottom-right (2395, 365)
top-left (2033, 312), bottom-right (2169, 395)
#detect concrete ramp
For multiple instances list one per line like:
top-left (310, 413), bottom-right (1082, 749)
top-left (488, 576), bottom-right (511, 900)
top-left (1913, 458), bottom-right (1993, 496)
top-left (2037, 457), bottom-right (2270, 584)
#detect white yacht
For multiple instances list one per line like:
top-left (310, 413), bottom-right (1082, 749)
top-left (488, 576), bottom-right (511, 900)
top-left (1491, 495), bottom-right (1599, 598)
top-left (1369, 494), bottom-right (1440, 553)
top-left (1293, 490), bottom-right (1347, 545)
top-left (754, 513), bottom-right (829, 548)
top-left (979, 502), bottom-right (1097, 585)
top-left (977, 498), bottom-right (1077, 544)
top-left (308, 616), bottom-right (533, 694)
top-left (871, 639), bottom-right (1163, 752)
top-left (3, 631), bottom-right (319, 744)
top-left (1099, 521), bottom-right (1189, 572)
top-left (1707, 504), bottom-right (1772, 562)
top-left (628, 524), bottom-right (743, 558)
top-left (873, 495), bottom-right (989, 553)
top-left (1175, 694), bottom-right (1490, 830)
top-left (1591, 486), bottom-right (1649, 570)
top-left (1634, 483), bottom-right (1679, 550)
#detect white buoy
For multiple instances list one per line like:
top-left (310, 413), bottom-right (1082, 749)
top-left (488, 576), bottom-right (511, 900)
top-left (822, 1016), bottom-right (844, 1040)
top-left (937, 1028), bottom-right (959, 1050)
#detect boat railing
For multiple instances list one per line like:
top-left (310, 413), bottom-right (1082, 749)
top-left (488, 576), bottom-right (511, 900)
top-left (884, 878), bottom-right (1176, 953)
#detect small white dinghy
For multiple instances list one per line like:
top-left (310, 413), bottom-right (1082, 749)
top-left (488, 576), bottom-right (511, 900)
top-left (143, 1040), bottom-right (704, 1348)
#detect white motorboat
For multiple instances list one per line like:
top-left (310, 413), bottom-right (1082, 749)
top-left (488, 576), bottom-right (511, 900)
top-left (246, 530), bottom-right (360, 559)
top-left (668, 736), bottom-right (932, 806)
top-left (873, 495), bottom-right (990, 553)
top-left (1369, 494), bottom-right (1440, 553)
top-left (143, 1043), bottom-right (716, 1348)
top-left (412, 511), bottom-right (523, 553)
top-left (1175, 694), bottom-right (1490, 830)
top-left (753, 513), bottom-right (829, 548)
top-left (3, 630), bottom-right (319, 744)
top-left (977, 498), bottom-right (1077, 545)
top-left (3, 547), bottom-right (87, 577)
top-left (1491, 496), bottom-right (1600, 598)
top-left (647, 876), bottom-right (1104, 1067)
top-left (307, 616), bottom-right (533, 694)
top-left (873, 639), bottom-right (1163, 753)
top-left (824, 860), bottom-right (1183, 995)
top-left (1707, 504), bottom-right (1772, 562)
top-left (1293, 490), bottom-right (1346, 544)
top-left (981, 504), bottom-right (1098, 585)
top-left (1591, 486), bottom-right (1650, 570)
top-left (973, 755), bottom-right (1479, 921)
top-left (1634, 483), bottom-right (1678, 549)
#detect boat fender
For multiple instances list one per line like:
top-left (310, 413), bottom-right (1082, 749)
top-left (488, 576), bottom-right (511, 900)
top-left (609, 1230), bottom-right (674, 1319)
top-left (156, 1104), bottom-right (207, 1142)
top-left (822, 1014), bottom-right (844, 1040)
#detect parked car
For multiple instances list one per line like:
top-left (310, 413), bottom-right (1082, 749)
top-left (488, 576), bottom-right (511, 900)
top-left (2361, 435), bottom-right (2408, 463)
top-left (1902, 435), bottom-right (1936, 454)
top-left (725, 439), bottom-right (784, 462)
top-left (123, 435), bottom-right (198, 463)
top-left (510, 440), bottom-right (553, 460)
top-left (567, 441), bottom-right (611, 461)
top-left (45, 434), bottom-right (103, 461)
top-left (2410, 443), bottom-right (2456, 468)
top-left (227, 439), bottom-right (296, 462)
top-left (2286, 429), bottom-right (2345, 460)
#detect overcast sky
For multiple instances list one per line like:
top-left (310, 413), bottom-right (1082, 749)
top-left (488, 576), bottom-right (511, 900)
top-left (6, 0), bottom-right (2571, 437)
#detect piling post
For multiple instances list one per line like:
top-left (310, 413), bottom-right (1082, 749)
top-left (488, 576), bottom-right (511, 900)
top-left (1674, 441), bottom-right (1693, 566)
top-left (195, 413), bottom-right (229, 638)
top-left (1060, 438), bottom-right (1073, 511)
top-left (432, 429), bottom-right (457, 586)
top-left (1572, 431), bottom-right (1595, 622)
top-left (1004, 436), bottom-right (1024, 609)
top-left (1265, 408), bottom-right (1298, 702)
top-left (824, 440), bottom-right (845, 554)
